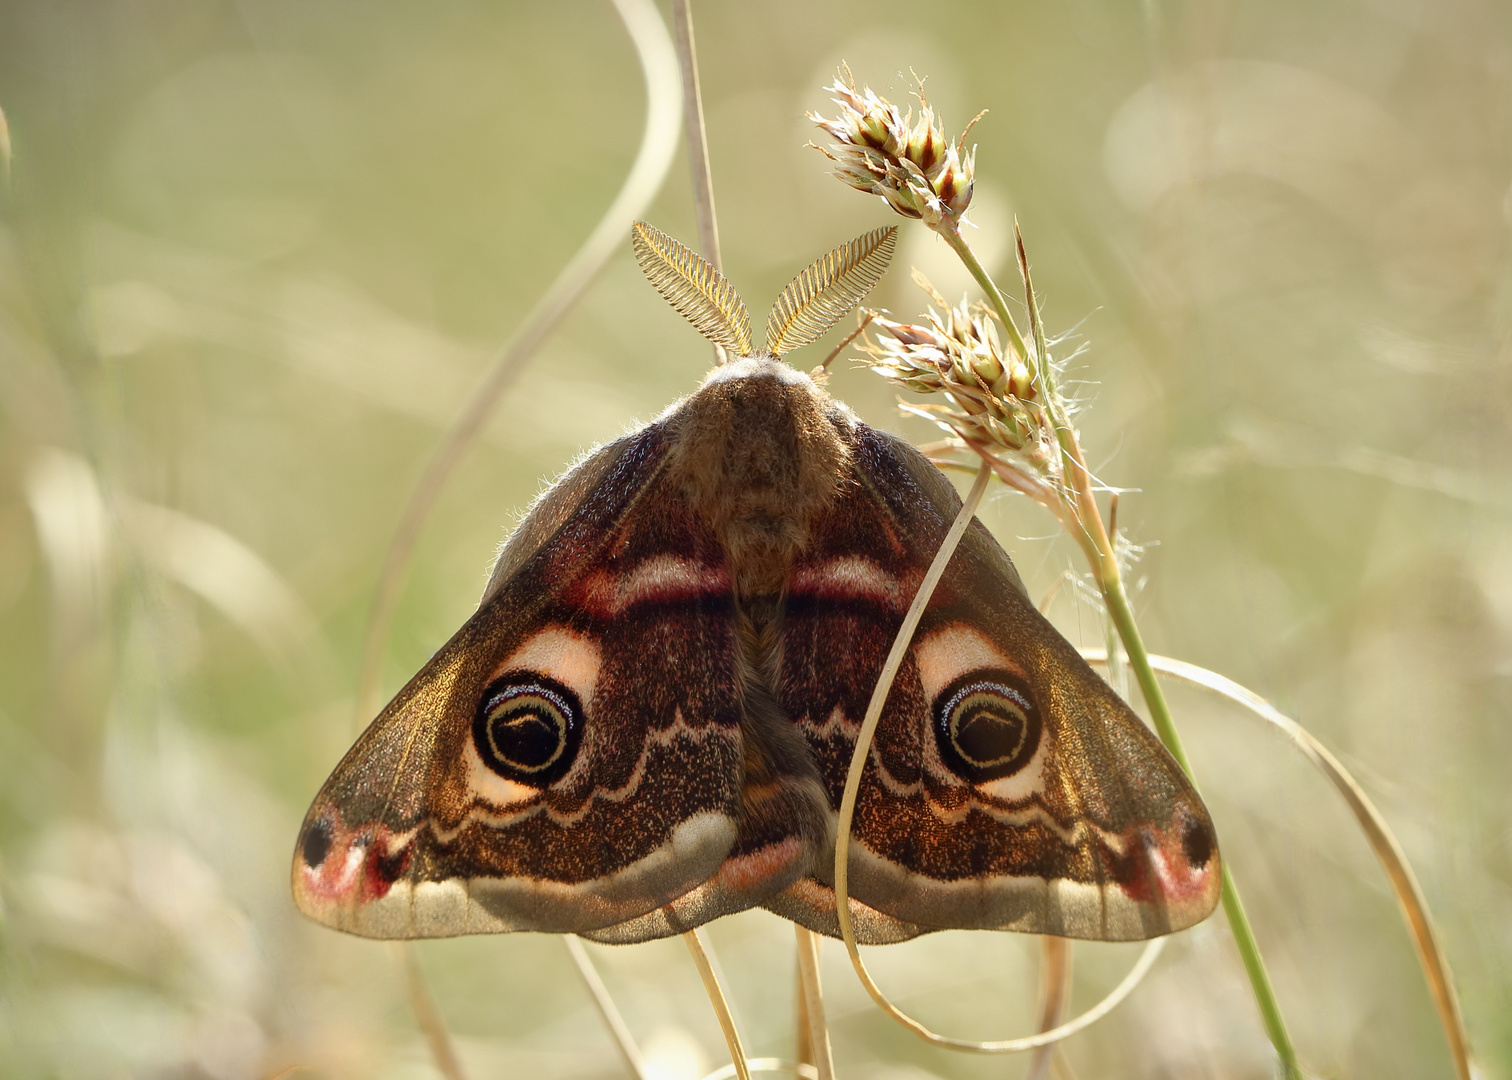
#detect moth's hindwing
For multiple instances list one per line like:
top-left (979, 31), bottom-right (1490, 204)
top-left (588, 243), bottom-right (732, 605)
top-left (293, 426), bottom-right (761, 939)
top-left (770, 424), bottom-right (1222, 942)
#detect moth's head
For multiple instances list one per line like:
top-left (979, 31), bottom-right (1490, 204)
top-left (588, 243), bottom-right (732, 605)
top-left (699, 351), bottom-right (814, 389)
top-left (631, 222), bottom-right (896, 370)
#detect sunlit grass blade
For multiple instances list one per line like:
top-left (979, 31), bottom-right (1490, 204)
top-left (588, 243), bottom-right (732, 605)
top-left (830, 461), bottom-right (1168, 1052)
top-left (1026, 936), bottom-right (1073, 1080)
top-left (670, 0), bottom-right (725, 366)
top-left (793, 926), bottom-right (835, 1080)
top-left (670, 0), bottom-right (721, 273)
top-left (353, 0), bottom-right (681, 722)
top-left (701, 1060), bottom-right (819, 1080)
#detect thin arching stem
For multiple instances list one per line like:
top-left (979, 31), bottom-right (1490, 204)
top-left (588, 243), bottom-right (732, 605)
top-left (793, 926), bottom-right (835, 1080)
top-left (833, 463), bottom-right (991, 961)
top-left (671, 0), bottom-right (726, 367)
top-left (671, 0), bottom-right (721, 271)
top-left (939, 219), bottom-right (1301, 1077)
top-left (353, 0), bottom-right (681, 721)
top-left (1025, 937), bottom-right (1072, 1080)
top-left (829, 462), bottom-right (1170, 1054)
top-left (564, 936), bottom-right (650, 1080)
top-left (1084, 650), bottom-right (1474, 1080)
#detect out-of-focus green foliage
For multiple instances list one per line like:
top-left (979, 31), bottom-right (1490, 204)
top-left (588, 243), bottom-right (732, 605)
top-left (0, 1), bottom-right (1507, 1077)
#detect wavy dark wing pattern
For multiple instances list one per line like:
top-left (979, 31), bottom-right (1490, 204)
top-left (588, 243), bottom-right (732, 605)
top-left (292, 425), bottom-right (751, 939)
top-left (770, 424), bottom-right (1223, 942)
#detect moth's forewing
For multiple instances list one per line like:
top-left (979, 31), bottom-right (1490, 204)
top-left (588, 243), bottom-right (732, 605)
top-left (293, 428), bottom-right (750, 938)
top-left (772, 425), bottom-right (1222, 941)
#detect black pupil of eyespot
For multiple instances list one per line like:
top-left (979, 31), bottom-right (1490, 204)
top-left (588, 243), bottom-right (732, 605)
top-left (486, 693), bottom-right (567, 771)
top-left (954, 701), bottom-right (1026, 765)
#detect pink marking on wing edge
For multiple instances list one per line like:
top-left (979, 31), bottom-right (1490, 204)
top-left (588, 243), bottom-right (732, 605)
top-left (716, 837), bottom-right (804, 894)
top-left (300, 813), bottom-right (414, 905)
top-left (1104, 817), bottom-right (1217, 907)
top-left (568, 555), bottom-right (729, 617)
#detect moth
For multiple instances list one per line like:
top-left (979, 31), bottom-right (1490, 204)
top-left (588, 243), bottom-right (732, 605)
top-left (293, 222), bottom-right (1221, 945)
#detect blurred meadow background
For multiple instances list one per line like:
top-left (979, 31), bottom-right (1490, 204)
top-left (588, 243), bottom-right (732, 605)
top-left (1, 0), bottom-right (1509, 1077)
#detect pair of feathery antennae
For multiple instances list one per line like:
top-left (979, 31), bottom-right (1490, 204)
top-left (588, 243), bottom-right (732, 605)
top-left (632, 221), bottom-right (897, 359)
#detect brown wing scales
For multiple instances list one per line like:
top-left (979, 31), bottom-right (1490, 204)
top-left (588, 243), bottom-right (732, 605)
top-left (294, 425), bottom-right (752, 938)
top-left (294, 360), bottom-right (1220, 945)
top-left (771, 424), bottom-right (1222, 941)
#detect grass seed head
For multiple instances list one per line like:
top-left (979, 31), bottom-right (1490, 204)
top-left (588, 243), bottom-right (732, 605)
top-left (809, 66), bottom-right (977, 227)
top-left (859, 276), bottom-right (1047, 467)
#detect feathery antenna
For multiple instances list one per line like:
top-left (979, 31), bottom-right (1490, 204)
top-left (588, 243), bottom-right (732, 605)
top-left (632, 221), bottom-right (752, 355)
top-left (766, 227), bottom-right (897, 356)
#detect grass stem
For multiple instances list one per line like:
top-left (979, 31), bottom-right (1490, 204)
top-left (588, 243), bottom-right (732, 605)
top-left (685, 930), bottom-right (753, 1080)
top-left (670, 0), bottom-right (726, 367)
top-left (564, 936), bottom-right (651, 1080)
top-left (1086, 651), bottom-right (1474, 1080)
top-left (932, 219), bottom-right (1305, 1079)
top-left (831, 461), bottom-right (1174, 1053)
top-left (1026, 936), bottom-right (1072, 1080)
top-left (353, 0), bottom-right (681, 721)
top-left (793, 927), bottom-right (835, 1080)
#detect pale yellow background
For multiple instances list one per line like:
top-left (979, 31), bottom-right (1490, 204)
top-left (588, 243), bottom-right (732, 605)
top-left (0, 1), bottom-right (1506, 1077)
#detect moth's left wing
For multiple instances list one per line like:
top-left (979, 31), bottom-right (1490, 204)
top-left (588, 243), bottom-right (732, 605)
top-left (293, 425), bottom-right (753, 939)
top-left (771, 424), bottom-right (1222, 942)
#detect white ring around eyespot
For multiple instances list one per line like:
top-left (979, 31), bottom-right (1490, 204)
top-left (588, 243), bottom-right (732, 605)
top-left (946, 685), bottom-right (1032, 768)
top-left (482, 688), bottom-right (571, 773)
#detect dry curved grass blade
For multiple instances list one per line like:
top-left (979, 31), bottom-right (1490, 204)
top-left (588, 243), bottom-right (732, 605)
top-left (793, 926), bottom-right (835, 1080)
top-left (670, 0), bottom-right (720, 276)
top-left (1083, 650), bottom-right (1475, 1080)
top-left (633, 221), bottom-right (752, 355)
top-left (354, 0), bottom-right (681, 722)
top-left (701, 1061), bottom-right (819, 1080)
top-left (766, 226), bottom-right (897, 356)
top-left (0, 105), bottom-right (11, 181)
top-left (1026, 936), bottom-right (1073, 1080)
top-left (670, 0), bottom-right (724, 367)
top-left (684, 929), bottom-right (753, 1080)
top-left (564, 936), bottom-right (650, 1080)
top-left (831, 462), bottom-right (1167, 1052)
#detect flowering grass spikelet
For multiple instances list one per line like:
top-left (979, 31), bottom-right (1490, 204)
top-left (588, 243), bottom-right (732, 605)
top-left (809, 65), bottom-right (977, 228)
top-left (858, 273), bottom-right (1061, 499)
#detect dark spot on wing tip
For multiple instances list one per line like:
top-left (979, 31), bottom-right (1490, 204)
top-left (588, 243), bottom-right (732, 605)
top-left (1182, 816), bottom-right (1215, 870)
top-left (301, 819), bottom-right (332, 868)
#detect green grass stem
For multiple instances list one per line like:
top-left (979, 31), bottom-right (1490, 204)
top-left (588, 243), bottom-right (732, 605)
top-left (938, 218), bottom-right (1303, 1080)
